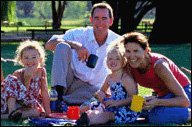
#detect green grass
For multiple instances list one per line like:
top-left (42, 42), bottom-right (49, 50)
top-left (1, 43), bottom-right (191, 126)
top-left (1, 26), bottom-right (84, 32)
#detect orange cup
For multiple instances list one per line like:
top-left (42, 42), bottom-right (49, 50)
top-left (67, 106), bottom-right (80, 120)
top-left (131, 95), bottom-right (145, 112)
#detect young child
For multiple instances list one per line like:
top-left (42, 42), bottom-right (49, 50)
top-left (76, 44), bottom-right (140, 125)
top-left (1, 40), bottom-right (51, 122)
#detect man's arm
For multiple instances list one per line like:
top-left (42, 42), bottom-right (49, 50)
top-left (45, 38), bottom-right (90, 62)
top-left (45, 39), bottom-right (82, 51)
top-left (45, 39), bottom-right (60, 51)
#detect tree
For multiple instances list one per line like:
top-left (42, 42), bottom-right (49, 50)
top-left (91, 1), bottom-right (155, 35)
top-left (1, 1), bottom-right (16, 22)
top-left (149, 1), bottom-right (191, 43)
top-left (52, 1), bottom-right (67, 29)
top-left (16, 1), bottom-right (34, 18)
top-left (64, 1), bottom-right (87, 19)
top-left (119, 1), bottom-right (154, 34)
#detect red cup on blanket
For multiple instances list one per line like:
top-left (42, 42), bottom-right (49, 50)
top-left (67, 106), bottom-right (80, 120)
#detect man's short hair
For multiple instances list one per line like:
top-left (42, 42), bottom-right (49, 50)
top-left (91, 3), bottom-right (113, 19)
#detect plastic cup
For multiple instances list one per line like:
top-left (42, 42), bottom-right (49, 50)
top-left (131, 95), bottom-right (145, 112)
top-left (86, 54), bottom-right (98, 68)
top-left (50, 98), bottom-right (58, 112)
top-left (67, 106), bottom-right (80, 120)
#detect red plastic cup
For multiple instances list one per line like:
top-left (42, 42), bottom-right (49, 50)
top-left (67, 106), bottom-right (80, 120)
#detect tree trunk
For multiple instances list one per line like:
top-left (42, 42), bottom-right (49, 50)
top-left (119, 1), bottom-right (136, 34)
top-left (52, 1), bottom-right (58, 29)
top-left (107, 1), bottom-right (119, 33)
top-left (149, 1), bottom-right (190, 43)
top-left (52, 1), bottom-right (66, 29)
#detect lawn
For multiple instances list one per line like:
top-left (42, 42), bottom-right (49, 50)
top-left (1, 42), bottom-right (191, 126)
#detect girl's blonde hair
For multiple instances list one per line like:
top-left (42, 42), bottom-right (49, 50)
top-left (107, 43), bottom-right (127, 68)
top-left (14, 40), bottom-right (46, 67)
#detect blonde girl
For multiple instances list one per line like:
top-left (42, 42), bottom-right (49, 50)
top-left (1, 40), bottom-right (51, 122)
top-left (76, 44), bottom-right (139, 125)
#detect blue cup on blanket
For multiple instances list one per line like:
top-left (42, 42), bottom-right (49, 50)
top-left (49, 90), bottom-right (58, 112)
top-left (86, 54), bottom-right (98, 68)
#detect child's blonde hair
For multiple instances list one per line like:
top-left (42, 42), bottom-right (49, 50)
top-left (14, 40), bottom-right (46, 67)
top-left (107, 43), bottom-right (127, 68)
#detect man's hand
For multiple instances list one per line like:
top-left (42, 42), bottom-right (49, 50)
top-left (76, 46), bottom-right (90, 63)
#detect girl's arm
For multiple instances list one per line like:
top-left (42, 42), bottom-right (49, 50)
top-left (144, 60), bottom-right (190, 109)
top-left (117, 74), bottom-right (138, 106)
top-left (40, 68), bottom-right (51, 114)
top-left (94, 76), bottom-right (110, 102)
top-left (105, 73), bottom-right (138, 108)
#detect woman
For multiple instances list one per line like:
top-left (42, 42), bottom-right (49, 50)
top-left (122, 32), bottom-right (191, 125)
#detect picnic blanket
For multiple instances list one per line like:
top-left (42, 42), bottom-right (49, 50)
top-left (29, 118), bottom-right (76, 126)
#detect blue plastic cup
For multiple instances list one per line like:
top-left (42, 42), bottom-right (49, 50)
top-left (86, 54), bottom-right (98, 68)
top-left (50, 99), bottom-right (58, 112)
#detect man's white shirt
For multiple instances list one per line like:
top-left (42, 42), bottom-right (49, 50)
top-left (49, 26), bottom-right (120, 88)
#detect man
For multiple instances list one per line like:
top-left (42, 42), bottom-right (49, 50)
top-left (45, 3), bottom-right (120, 106)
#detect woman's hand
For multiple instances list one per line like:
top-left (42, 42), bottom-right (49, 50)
top-left (143, 96), bottom-right (159, 110)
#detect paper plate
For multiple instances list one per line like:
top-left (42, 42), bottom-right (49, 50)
top-left (47, 113), bottom-right (68, 119)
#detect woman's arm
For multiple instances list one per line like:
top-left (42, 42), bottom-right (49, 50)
top-left (41, 68), bottom-right (51, 114)
top-left (144, 60), bottom-right (190, 109)
top-left (181, 67), bottom-right (191, 75)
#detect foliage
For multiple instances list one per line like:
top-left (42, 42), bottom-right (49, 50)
top-left (33, 1), bottom-right (52, 19)
top-left (15, 1), bottom-right (89, 20)
top-left (1, 1), bottom-right (16, 22)
top-left (16, 1), bottom-right (35, 18)
top-left (64, 1), bottom-right (89, 19)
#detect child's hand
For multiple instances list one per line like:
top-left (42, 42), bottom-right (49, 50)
top-left (94, 91), bottom-right (106, 103)
top-left (104, 100), bottom-right (118, 108)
